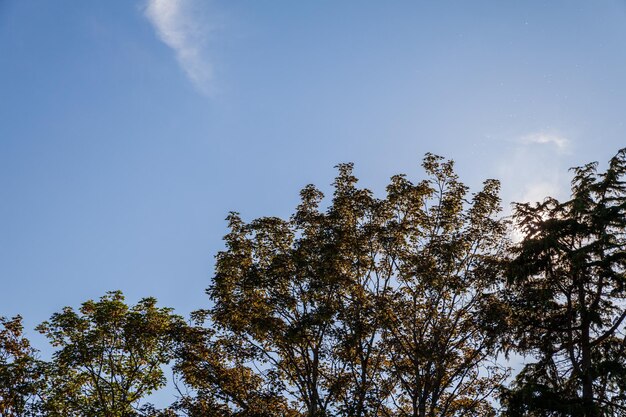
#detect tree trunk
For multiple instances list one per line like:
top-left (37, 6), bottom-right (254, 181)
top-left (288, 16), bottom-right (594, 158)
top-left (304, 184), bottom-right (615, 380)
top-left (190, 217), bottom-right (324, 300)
top-left (580, 310), bottom-right (598, 417)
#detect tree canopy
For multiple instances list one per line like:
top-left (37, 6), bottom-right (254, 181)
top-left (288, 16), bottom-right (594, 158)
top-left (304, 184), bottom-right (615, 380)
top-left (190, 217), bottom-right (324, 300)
top-left (36, 291), bottom-right (184, 417)
top-left (3, 149), bottom-right (626, 417)
top-left (182, 154), bottom-right (509, 417)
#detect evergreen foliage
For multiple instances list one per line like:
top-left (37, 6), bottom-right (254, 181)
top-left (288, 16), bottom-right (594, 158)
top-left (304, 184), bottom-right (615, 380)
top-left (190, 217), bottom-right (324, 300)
top-left (501, 148), bottom-right (626, 417)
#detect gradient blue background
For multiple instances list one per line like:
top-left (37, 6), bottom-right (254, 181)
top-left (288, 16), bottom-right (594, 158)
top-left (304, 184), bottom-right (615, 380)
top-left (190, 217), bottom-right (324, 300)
top-left (1, 0), bottom-right (626, 401)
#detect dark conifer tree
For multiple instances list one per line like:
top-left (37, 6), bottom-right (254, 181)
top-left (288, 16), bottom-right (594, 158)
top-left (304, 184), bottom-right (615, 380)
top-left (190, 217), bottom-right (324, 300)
top-left (502, 149), bottom-right (626, 417)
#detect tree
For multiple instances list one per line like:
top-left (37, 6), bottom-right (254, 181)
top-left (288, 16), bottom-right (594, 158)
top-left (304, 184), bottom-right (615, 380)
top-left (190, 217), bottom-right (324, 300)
top-left (36, 291), bottom-right (184, 417)
top-left (191, 154), bottom-right (508, 417)
top-left (0, 315), bottom-right (43, 417)
top-left (170, 311), bottom-right (297, 417)
top-left (206, 186), bottom-right (356, 417)
top-left (502, 148), bottom-right (626, 416)
top-left (379, 155), bottom-right (509, 417)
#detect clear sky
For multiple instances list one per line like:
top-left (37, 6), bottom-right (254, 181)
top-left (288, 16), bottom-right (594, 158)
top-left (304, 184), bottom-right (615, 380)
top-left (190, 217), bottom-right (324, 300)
top-left (1, 0), bottom-right (625, 366)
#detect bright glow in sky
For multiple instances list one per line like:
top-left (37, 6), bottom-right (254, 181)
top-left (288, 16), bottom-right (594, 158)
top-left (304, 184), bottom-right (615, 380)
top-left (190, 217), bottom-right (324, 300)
top-left (1, 0), bottom-right (626, 401)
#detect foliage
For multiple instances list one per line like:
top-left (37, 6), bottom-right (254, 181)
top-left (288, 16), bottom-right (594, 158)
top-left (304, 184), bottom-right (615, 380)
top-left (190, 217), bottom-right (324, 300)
top-left (169, 312), bottom-right (297, 417)
top-left (36, 291), bottom-right (184, 417)
top-left (380, 155), bottom-right (509, 417)
top-left (6, 149), bottom-right (626, 416)
top-left (0, 315), bottom-right (43, 417)
top-left (187, 154), bottom-right (509, 417)
top-left (501, 148), bottom-right (626, 417)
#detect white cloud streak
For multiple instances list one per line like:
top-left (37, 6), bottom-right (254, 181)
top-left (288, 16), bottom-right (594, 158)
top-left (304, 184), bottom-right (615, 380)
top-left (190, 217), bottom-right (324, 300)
top-left (144, 0), bottom-right (213, 95)
top-left (519, 132), bottom-right (569, 151)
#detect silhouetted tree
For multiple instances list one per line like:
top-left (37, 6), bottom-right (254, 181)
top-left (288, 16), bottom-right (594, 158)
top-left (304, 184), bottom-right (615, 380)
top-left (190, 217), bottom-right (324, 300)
top-left (502, 148), bottom-right (626, 417)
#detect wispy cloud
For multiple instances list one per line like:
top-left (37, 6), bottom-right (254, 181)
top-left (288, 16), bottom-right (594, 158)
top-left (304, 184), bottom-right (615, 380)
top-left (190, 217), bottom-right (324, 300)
top-left (497, 131), bottom-right (573, 211)
top-left (494, 131), bottom-right (574, 241)
top-left (144, 0), bottom-right (213, 95)
top-left (519, 132), bottom-right (569, 151)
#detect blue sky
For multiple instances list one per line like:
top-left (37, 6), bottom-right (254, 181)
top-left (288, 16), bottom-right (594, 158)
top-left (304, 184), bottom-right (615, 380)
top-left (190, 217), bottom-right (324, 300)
top-left (1, 0), bottom-right (626, 367)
